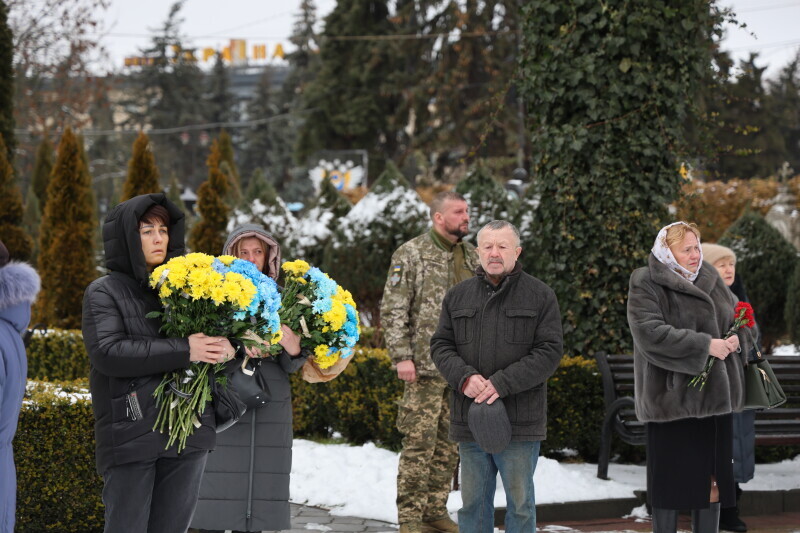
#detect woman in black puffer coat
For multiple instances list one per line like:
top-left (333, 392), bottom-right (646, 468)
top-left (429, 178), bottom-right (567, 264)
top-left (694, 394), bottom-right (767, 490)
top-left (192, 224), bottom-right (308, 533)
top-left (82, 194), bottom-right (234, 533)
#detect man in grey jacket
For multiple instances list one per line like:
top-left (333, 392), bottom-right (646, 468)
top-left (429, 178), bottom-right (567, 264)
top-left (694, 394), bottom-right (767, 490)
top-left (431, 220), bottom-right (563, 533)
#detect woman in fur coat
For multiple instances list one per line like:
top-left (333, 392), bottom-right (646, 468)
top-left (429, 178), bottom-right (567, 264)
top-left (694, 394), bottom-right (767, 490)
top-left (0, 239), bottom-right (41, 533)
top-left (627, 222), bottom-right (748, 533)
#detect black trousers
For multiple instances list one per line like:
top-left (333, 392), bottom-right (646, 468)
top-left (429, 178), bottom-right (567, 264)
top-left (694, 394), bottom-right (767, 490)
top-left (102, 450), bottom-right (209, 533)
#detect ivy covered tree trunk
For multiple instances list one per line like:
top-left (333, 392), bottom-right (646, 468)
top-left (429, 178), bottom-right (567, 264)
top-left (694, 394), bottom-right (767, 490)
top-left (719, 211), bottom-right (798, 353)
top-left (121, 131), bottom-right (161, 201)
top-left (0, 135), bottom-right (32, 260)
top-left (188, 140), bottom-right (230, 254)
top-left (34, 127), bottom-right (97, 328)
top-left (519, 1), bottom-right (723, 356)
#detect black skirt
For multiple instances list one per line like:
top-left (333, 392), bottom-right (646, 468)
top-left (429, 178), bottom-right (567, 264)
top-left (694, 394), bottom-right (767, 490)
top-left (646, 414), bottom-right (735, 510)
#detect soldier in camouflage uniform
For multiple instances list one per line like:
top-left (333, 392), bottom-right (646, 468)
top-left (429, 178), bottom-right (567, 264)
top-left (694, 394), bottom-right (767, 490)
top-left (381, 191), bottom-right (479, 533)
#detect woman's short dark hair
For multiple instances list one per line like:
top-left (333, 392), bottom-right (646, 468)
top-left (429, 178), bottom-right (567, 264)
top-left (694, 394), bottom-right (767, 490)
top-left (139, 204), bottom-right (170, 227)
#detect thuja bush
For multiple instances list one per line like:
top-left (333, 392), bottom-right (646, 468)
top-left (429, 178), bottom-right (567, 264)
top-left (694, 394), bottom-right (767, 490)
top-left (720, 211), bottom-right (798, 352)
top-left (26, 328), bottom-right (89, 381)
top-left (519, 0), bottom-right (724, 356)
top-left (14, 380), bottom-right (103, 533)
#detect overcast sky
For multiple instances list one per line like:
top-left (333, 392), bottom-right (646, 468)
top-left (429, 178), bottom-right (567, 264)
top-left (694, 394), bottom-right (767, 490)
top-left (96, 0), bottom-right (800, 79)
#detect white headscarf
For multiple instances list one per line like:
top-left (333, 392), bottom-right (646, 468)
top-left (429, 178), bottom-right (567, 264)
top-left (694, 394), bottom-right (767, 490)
top-left (652, 221), bottom-right (703, 283)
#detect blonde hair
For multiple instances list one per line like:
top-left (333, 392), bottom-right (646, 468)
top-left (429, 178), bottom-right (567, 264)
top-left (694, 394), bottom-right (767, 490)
top-left (664, 222), bottom-right (701, 249)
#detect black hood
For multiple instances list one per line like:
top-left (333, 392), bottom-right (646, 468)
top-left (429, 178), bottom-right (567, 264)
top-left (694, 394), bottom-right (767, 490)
top-left (102, 193), bottom-right (186, 284)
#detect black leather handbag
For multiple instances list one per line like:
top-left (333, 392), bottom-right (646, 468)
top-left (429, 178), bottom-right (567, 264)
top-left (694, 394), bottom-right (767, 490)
top-left (211, 356), bottom-right (271, 433)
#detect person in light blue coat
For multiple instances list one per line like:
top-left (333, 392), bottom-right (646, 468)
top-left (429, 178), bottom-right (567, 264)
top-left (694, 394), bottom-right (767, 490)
top-left (0, 239), bottom-right (41, 533)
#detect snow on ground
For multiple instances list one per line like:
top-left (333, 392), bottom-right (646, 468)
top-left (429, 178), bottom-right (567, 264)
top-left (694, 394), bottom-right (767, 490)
top-left (289, 439), bottom-right (800, 524)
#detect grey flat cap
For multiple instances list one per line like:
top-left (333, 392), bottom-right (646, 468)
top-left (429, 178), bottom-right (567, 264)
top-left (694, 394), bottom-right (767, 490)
top-left (468, 399), bottom-right (512, 454)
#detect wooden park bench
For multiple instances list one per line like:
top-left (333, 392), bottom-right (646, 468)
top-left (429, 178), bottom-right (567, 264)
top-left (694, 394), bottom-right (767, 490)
top-left (594, 352), bottom-right (800, 480)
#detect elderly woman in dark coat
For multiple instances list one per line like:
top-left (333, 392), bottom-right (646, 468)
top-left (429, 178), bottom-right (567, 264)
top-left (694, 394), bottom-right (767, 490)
top-left (0, 240), bottom-right (40, 533)
top-left (192, 224), bottom-right (308, 533)
top-left (627, 222), bottom-right (748, 533)
top-left (701, 242), bottom-right (757, 532)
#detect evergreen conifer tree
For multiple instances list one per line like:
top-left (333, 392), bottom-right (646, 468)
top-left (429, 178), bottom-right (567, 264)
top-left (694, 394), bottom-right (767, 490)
top-left (229, 179), bottom-right (296, 255)
top-left (0, 136), bottom-right (32, 260)
top-left (786, 261), bottom-right (800, 347)
top-left (295, 0), bottom-right (398, 178)
top-left (207, 52), bottom-right (234, 126)
top-left (124, 2), bottom-right (206, 185)
top-left (244, 168), bottom-right (271, 203)
top-left (455, 162), bottom-right (515, 239)
top-left (22, 184), bottom-right (40, 264)
top-left (322, 161), bottom-right (428, 324)
top-left (719, 211), bottom-right (798, 353)
top-left (166, 173), bottom-right (187, 216)
top-left (32, 136), bottom-right (55, 209)
top-left (217, 129), bottom-right (241, 201)
top-left (287, 177), bottom-right (351, 266)
top-left (188, 140), bottom-right (230, 254)
top-left (121, 131), bottom-right (161, 201)
top-left (34, 128), bottom-right (97, 328)
top-left (520, 1), bottom-right (723, 355)
top-left (0, 0), bottom-right (14, 162)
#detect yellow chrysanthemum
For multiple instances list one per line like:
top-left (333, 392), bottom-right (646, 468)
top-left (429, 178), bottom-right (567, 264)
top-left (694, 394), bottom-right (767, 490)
top-left (282, 260), bottom-right (310, 277)
top-left (218, 255), bottom-right (236, 266)
top-left (270, 330), bottom-right (284, 345)
top-left (313, 344), bottom-right (338, 369)
top-left (158, 283), bottom-right (174, 298)
top-left (295, 277), bottom-right (308, 285)
top-left (221, 272), bottom-right (256, 309)
top-left (184, 253), bottom-right (213, 266)
top-left (150, 264), bottom-right (168, 288)
top-left (210, 284), bottom-right (228, 305)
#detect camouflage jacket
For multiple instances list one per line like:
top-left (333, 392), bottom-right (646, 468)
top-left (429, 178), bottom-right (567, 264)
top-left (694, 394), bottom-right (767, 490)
top-left (380, 231), bottom-right (478, 378)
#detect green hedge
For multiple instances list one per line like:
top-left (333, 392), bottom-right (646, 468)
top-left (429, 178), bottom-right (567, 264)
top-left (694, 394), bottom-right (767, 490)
top-left (291, 347), bottom-right (404, 449)
top-left (290, 349), bottom-right (607, 456)
top-left (14, 380), bottom-right (103, 533)
top-left (26, 328), bottom-right (89, 381)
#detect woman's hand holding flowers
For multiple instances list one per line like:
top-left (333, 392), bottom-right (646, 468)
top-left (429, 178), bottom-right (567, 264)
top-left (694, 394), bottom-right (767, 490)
top-left (725, 335), bottom-right (740, 353)
top-left (188, 333), bottom-right (232, 363)
top-left (278, 324), bottom-right (301, 356)
top-left (709, 338), bottom-right (733, 360)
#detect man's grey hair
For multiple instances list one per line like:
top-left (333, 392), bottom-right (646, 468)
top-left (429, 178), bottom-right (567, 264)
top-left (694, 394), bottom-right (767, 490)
top-left (477, 220), bottom-right (521, 248)
top-left (429, 191), bottom-right (466, 220)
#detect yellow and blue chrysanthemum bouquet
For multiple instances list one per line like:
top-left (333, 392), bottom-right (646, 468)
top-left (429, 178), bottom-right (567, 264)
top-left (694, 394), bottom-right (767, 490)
top-left (147, 253), bottom-right (281, 452)
top-left (279, 260), bottom-right (360, 373)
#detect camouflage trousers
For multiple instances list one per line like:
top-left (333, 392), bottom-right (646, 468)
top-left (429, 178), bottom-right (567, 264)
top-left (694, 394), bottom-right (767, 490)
top-left (396, 376), bottom-right (458, 524)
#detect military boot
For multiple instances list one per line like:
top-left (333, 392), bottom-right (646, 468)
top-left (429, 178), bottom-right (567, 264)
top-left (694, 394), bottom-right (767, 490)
top-left (400, 522), bottom-right (423, 533)
top-left (422, 516), bottom-right (459, 533)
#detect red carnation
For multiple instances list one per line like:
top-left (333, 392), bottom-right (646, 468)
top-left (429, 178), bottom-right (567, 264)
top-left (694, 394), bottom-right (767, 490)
top-left (689, 301), bottom-right (756, 389)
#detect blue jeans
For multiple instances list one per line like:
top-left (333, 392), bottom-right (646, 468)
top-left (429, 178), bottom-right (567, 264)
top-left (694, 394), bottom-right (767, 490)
top-left (458, 441), bottom-right (540, 533)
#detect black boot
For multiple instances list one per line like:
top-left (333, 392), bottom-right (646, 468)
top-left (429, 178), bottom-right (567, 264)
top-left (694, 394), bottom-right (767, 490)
top-left (719, 505), bottom-right (747, 532)
top-left (691, 502), bottom-right (720, 533)
top-left (652, 507), bottom-right (679, 533)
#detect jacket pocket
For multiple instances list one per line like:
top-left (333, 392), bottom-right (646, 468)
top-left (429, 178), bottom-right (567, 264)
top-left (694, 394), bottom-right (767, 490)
top-left (505, 309), bottom-right (537, 344)
top-left (451, 308), bottom-right (476, 345)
